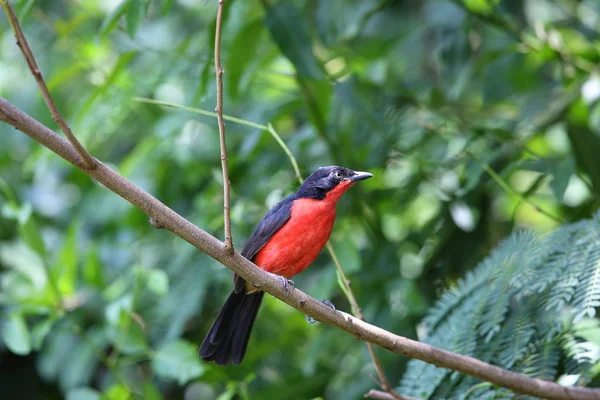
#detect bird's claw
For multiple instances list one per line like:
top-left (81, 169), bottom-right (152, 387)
top-left (305, 299), bottom-right (336, 324)
top-left (321, 299), bottom-right (336, 311)
top-left (268, 272), bottom-right (294, 294)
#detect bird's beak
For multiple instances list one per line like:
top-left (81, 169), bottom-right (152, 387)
top-left (349, 171), bottom-right (374, 182)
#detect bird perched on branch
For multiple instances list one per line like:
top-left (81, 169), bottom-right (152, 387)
top-left (199, 166), bottom-right (373, 365)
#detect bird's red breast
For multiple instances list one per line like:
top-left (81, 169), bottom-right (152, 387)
top-left (253, 180), bottom-right (355, 278)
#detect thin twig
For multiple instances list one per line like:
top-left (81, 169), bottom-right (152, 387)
top-left (4, 98), bottom-right (600, 399)
top-left (213, 0), bottom-right (233, 253)
top-left (1, 0), bottom-right (96, 169)
top-left (467, 151), bottom-right (564, 224)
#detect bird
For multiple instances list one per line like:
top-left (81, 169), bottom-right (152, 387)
top-left (199, 166), bottom-right (373, 365)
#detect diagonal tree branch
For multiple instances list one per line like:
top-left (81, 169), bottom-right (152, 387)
top-left (1, 0), bottom-right (96, 170)
top-left (2, 97), bottom-right (600, 400)
top-left (213, 0), bottom-right (233, 253)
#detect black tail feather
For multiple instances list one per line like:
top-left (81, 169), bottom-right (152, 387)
top-left (199, 290), bottom-right (264, 365)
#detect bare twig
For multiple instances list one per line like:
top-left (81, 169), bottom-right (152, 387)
top-left (1, 0), bottom-right (96, 170)
top-left (214, 0), bottom-right (233, 253)
top-left (467, 150), bottom-right (564, 224)
top-left (4, 98), bottom-right (600, 399)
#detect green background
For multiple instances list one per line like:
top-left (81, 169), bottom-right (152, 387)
top-left (1, 0), bottom-right (600, 399)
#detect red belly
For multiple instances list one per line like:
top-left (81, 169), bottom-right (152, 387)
top-left (253, 198), bottom-right (337, 278)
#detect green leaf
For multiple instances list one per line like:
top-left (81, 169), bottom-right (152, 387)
top-left (57, 220), bottom-right (79, 295)
top-left (265, 4), bottom-right (325, 79)
top-left (227, 18), bottom-right (263, 98)
top-left (17, 209), bottom-right (46, 259)
top-left (31, 317), bottom-right (56, 350)
top-left (549, 156), bottom-right (576, 201)
top-left (142, 382), bottom-right (163, 400)
top-left (106, 310), bottom-right (147, 355)
top-left (101, 384), bottom-right (130, 400)
top-left (1, 202), bottom-right (32, 225)
top-left (567, 118), bottom-right (600, 197)
top-left (152, 339), bottom-right (204, 384)
top-left (83, 246), bottom-right (105, 288)
top-left (463, 0), bottom-right (493, 14)
top-left (2, 313), bottom-right (31, 355)
top-left (147, 269), bottom-right (169, 296)
top-left (126, 0), bottom-right (148, 39)
top-left (99, 1), bottom-right (129, 37)
top-left (66, 387), bottom-right (101, 400)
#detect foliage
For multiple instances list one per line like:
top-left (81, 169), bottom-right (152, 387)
top-left (400, 215), bottom-right (600, 398)
top-left (1, 0), bottom-right (600, 399)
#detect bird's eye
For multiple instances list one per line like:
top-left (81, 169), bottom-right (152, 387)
top-left (334, 171), bottom-right (342, 180)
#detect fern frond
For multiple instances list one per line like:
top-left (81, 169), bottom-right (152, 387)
top-left (399, 289), bottom-right (487, 398)
top-left (545, 222), bottom-right (600, 314)
top-left (398, 216), bottom-right (600, 397)
top-left (517, 338), bottom-right (560, 381)
top-left (422, 261), bottom-right (493, 331)
top-left (495, 304), bottom-right (536, 369)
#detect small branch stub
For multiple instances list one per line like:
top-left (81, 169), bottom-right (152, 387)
top-left (149, 217), bottom-right (164, 229)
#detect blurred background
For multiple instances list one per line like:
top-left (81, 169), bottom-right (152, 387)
top-left (1, 0), bottom-right (600, 399)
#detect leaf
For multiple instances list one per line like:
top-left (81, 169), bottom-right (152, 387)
top-left (83, 246), bottom-right (105, 288)
top-left (105, 310), bottom-right (147, 355)
top-left (57, 220), bottom-right (79, 295)
top-left (151, 339), bottom-right (204, 384)
top-left (31, 317), bottom-right (56, 350)
top-left (567, 99), bottom-right (600, 196)
top-left (66, 387), bottom-right (101, 400)
top-left (142, 383), bottom-right (163, 400)
top-left (2, 313), bottom-right (31, 355)
top-left (265, 3), bottom-right (325, 79)
top-left (126, 0), bottom-right (148, 39)
top-left (1, 202), bottom-right (32, 225)
top-left (17, 209), bottom-right (47, 259)
top-left (99, 1), bottom-right (129, 37)
top-left (147, 269), bottom-right (169, 296)
top-left (463, 0), bottom-right (494, 14)
top-left (100, 384), bottom-right (130, 400)
top-left (227, 18), bottom-right (264, 98)
top-left (548, 161), bottom-right (572, 200)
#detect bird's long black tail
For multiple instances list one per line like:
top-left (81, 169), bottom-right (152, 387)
top-left (199, 290), bottom-right (264, 365)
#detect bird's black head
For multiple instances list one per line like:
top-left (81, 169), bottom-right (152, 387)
top-left (296, 166), bottom-right (373, 200)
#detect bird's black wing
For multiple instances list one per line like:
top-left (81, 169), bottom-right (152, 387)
top-left (234, 194), bottom-right (296, 293)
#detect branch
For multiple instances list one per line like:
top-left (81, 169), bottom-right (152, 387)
top-left (213, 0), bottom-right (233, 253)
top-left (3, 101), bottom-right (600, 399)
top-left (0, 0), bottom-right (96, 170)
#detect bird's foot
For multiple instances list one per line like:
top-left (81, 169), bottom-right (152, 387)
top-left (266, 272), bottom-right (295, 294)
top-left (321, 299), bottom-right (336, 311)
top-left (305, 299), bottom-right (336, 324)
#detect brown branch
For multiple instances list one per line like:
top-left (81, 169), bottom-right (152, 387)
top-left (214, 0), bottom-right (233, 253)
top-left (3, 98), bottom-right (600, 400)
top-left (0, 0), bottom-right (96, 170)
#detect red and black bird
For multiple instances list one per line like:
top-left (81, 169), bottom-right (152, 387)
top-left (199, 166), bottom-right (373, 365)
